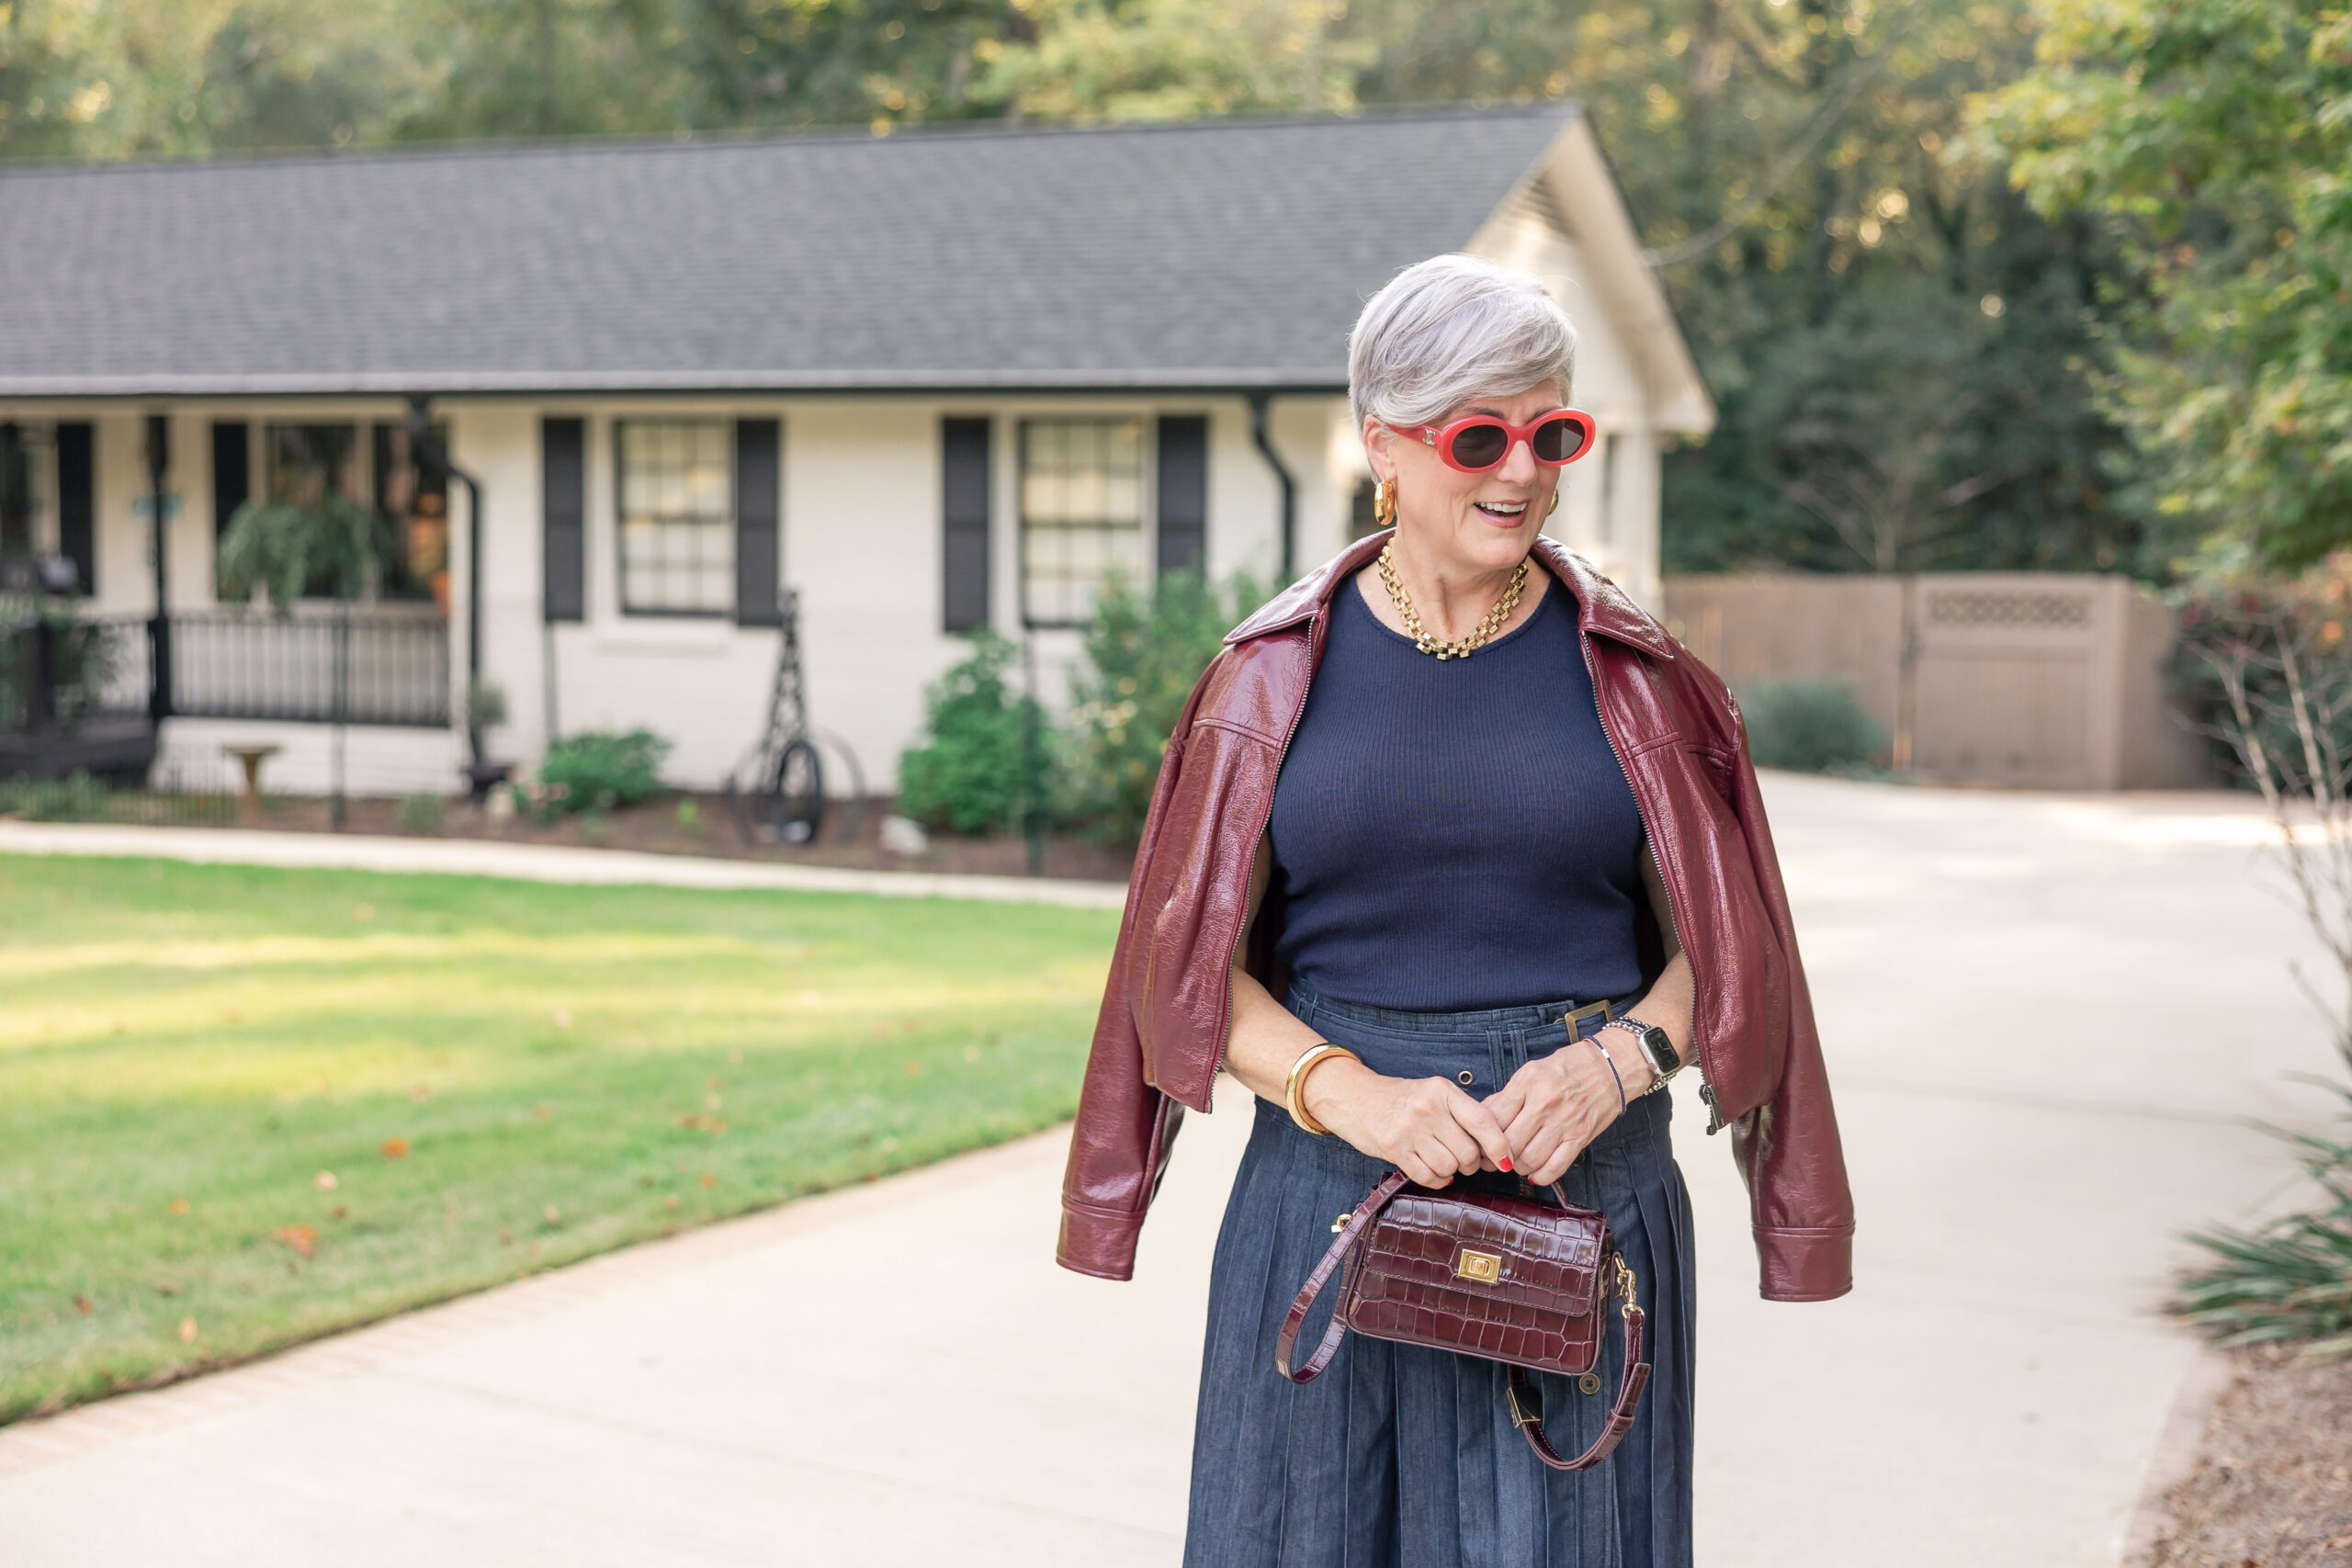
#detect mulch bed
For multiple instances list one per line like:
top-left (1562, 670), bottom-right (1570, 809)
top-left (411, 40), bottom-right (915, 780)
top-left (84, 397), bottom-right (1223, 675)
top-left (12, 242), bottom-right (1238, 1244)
top-left (2149, 1347), bottom-right (2352, 1568)
top-left (148, 791), bottom-right (1139, 885)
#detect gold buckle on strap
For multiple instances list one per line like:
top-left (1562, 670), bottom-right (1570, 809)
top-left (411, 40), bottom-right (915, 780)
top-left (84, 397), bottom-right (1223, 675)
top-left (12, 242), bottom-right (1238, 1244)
top-left (1563, 998), bottom-right (1615, 1032)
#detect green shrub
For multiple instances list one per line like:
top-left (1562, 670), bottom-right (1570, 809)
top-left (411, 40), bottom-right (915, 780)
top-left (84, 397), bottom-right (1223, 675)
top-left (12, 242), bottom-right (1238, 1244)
top-left (0, 770), bottom-right (110, 821)
top-left (530, 728), bottom-right (671, 816)
top-left (1067, 570), bottom-right (1267, 841)
top-left (396, 792), bottom-right (445, 834)
top-left (897, 630), bottom-right (1049, 836)
top-left (1739, 680), bottom-right (1887, 773)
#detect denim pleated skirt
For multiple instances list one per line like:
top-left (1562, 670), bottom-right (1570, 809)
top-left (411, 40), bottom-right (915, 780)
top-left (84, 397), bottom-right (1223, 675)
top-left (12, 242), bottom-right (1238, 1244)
top-left (1183, 983), bottom-right (1697, 1568)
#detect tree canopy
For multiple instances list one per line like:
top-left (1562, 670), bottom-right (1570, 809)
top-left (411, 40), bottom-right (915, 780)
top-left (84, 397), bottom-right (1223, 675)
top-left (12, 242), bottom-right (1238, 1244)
top-left (17, 0), bottom-right (2311, 581)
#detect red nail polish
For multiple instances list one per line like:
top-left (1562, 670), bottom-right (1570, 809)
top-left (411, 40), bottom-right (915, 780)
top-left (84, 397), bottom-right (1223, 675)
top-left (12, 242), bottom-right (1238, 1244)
top-left (1499, 1157), bottom-right (1514, 1173)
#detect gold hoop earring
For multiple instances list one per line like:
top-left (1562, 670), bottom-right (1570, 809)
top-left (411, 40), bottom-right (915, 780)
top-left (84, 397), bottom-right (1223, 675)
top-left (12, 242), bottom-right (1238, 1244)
top-left (1373, 478), bottom-right (1397, 529)
top-left (1546, 490), bottom-right (1561, 518)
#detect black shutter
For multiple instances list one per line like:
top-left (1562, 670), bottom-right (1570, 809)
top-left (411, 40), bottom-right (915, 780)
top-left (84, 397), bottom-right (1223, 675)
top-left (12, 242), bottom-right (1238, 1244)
top-left (210, 423), bottom-right (249, 538)
top-left (1156, 414), bottom-right (1208, 578)
top-left (941, 417), bottom-right (991, 632)
top-left (542, 417), bottom-right (586, 623)
top-left (733, 419), bottom-right (782, 626)
top-left (56, 423), bottom-right (94, 596)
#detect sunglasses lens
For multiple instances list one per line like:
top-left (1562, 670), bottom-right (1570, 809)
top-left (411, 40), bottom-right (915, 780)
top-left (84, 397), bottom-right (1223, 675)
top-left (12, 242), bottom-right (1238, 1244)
top-left (1532, 417), bottom-right (1588, 464)
top-left (1446, 423), bottom-right (1509, 468)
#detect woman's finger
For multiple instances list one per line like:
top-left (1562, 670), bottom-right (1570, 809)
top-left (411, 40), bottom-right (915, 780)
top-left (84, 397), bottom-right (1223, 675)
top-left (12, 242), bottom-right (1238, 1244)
top-left (1447, 1092), bottom-right (1517, 1172)
top-left (1430, 1115), bottom-right (1486, 1178)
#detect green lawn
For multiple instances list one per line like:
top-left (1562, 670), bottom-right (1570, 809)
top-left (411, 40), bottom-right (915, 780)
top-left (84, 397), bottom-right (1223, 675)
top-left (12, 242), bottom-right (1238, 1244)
top-left (0, 854), bottom-right (1116, 1425)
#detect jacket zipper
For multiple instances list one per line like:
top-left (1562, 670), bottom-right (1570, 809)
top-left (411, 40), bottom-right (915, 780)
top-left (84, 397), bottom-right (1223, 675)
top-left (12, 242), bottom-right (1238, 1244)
top-left (1213, 609), bottom-right (1327, 1082)
top-left (1578, 628), bottom-right (1725, 1135)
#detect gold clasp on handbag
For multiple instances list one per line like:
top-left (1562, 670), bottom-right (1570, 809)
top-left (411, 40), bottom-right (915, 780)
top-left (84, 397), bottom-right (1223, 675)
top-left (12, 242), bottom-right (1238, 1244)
top-left (1453, 1248), bottom-right (1503, 1284)
top-left (1332, 1212), bottom-right (1354, 1235)
top-left (1614, 1255), bottom-right (1639, 1316)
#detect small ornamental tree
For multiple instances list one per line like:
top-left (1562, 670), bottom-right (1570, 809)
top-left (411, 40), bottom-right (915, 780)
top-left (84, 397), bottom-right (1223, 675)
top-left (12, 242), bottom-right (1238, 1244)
top-left (2169, 561), bottom-right (2352, 1360)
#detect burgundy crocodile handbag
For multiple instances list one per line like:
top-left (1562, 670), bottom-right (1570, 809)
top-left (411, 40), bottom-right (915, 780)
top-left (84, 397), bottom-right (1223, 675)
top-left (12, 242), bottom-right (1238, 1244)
top-left (1275, 1168), bottom-right (1651, 1471)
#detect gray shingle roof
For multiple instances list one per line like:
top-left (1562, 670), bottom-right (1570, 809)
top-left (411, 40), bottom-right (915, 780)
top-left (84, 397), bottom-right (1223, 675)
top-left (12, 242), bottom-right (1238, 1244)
top-left (0, 105), bottom-right (1578, 397)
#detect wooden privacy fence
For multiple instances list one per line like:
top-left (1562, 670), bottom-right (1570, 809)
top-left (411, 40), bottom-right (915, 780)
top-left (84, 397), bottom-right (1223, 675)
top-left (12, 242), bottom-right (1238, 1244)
top-left (1660, 572), bottom-right (2211, 790)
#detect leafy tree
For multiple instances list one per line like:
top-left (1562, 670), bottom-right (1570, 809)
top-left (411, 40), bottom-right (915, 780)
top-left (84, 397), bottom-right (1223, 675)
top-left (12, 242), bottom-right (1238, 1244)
top-left (1985, 0), bottom-right (2352, 575)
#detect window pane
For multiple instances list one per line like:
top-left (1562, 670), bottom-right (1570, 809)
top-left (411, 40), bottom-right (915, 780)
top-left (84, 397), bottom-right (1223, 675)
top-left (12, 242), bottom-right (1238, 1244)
top-left (1018, 417), bottom-right (1145, 627)
top-left (616, 419), bottom-right (735, 615)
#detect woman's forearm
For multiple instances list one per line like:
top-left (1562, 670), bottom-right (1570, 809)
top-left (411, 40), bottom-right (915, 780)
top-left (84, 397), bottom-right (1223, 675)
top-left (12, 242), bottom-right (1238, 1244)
top-left (1224, 962), bottom-right (1329, 1104)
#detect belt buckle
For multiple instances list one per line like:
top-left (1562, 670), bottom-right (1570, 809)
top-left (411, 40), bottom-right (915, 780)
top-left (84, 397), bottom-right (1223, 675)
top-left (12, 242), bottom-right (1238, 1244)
top-left (1562, 998), bottom-right (1613, 1034)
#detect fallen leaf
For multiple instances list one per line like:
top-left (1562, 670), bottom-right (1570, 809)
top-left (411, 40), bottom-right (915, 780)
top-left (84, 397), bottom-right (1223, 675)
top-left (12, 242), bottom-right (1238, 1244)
top-left (963, 1045), bottom-right (981, 1063)
top-left (727, 1048), bottom-right (743, 1065)
top-left (152, 1281), bottom-right (179, 1297)
top-left (313, 1170), bottom-right (338, 1191)
top-left (410, 1082), bottom-right (430, 1100)
top-left (275, 1224), bottom-right (318, 1258)
top-left (543, 1204), bottom-right (561, 1224)
top-left (697, 1172), bottom-right (717, 1188)
top-left (707, 1076), bottom-right (725, 1091)
top-left (663, 1195), bottom-right (681, 1211)
top-left (176, 1317), bottom-right (198, 1344)
top-left (331, 1205), bottom-right (348, 1220)
top-left (380, 1137), bottom-right (411, 1159)
top-left (552, 1008), bottom-right (573, 1028)
top-left (533, 1103), bottom-right (553, 1121)
top-left (168, 1197), bottom-right (190, 1215)
top-left (72, 1295), bottom-right (92, 1315)
top-left (703, 1093), bottom-right (723, 1111)
top-left (903, 1060), bottom-right (922, 1076)
top-left (352, 902), bottom-right (374, 921)
top-left (222, 1008), bottom-right (242, 1023)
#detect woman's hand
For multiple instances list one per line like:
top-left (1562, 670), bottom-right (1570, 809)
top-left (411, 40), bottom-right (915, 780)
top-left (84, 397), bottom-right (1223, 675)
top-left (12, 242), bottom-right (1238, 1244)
top-left (1483, 1035), bottom-right (1650, 1187)
top-left (1302, 1060), bottom-right (1517, 1190)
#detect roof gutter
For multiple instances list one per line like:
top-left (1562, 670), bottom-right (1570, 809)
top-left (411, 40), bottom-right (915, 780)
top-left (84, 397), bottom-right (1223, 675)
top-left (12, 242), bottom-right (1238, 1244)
top-left (1247, 391), bottom-right (1297, 583)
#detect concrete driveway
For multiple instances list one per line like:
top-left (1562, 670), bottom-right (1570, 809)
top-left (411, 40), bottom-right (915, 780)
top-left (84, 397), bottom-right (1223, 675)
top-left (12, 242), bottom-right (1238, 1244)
top-left (0, 773), bottom-right (2335, 1566)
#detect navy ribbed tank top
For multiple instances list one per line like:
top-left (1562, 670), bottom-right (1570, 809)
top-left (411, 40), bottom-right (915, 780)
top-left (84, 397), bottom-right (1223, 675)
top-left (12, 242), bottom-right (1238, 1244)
top-left (1267, 573), bottom-right (1648, 1012)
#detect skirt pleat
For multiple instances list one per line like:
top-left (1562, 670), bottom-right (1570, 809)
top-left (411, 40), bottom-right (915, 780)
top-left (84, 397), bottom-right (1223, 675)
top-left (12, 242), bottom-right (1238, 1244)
top-left (1185, 986), bottom-right (1696, 1568)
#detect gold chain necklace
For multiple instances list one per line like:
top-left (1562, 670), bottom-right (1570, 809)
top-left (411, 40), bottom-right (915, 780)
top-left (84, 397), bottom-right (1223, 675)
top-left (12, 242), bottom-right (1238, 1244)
top-left (1375, 543), bottom-right (1529, 660)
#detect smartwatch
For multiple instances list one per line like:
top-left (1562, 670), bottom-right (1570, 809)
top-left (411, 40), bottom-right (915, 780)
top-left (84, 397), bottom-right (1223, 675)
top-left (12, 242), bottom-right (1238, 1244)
top-left (1603, 1017), bottom-right (1681, 1093)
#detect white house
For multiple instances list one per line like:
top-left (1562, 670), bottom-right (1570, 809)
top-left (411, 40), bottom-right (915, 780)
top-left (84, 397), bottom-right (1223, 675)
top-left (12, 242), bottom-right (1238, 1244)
top-left (0, 104), bottom-right (1713, 799)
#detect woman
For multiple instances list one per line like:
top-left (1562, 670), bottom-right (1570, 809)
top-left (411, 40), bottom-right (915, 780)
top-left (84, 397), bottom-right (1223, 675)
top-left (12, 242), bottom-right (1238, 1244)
top-left (1057, 254), bottom-right (1854, 1568)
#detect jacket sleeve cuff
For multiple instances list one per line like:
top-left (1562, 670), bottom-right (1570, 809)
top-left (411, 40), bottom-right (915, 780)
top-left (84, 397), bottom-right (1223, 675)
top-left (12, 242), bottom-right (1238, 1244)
top-left (1755, 1224), bottom-right (1854, 1303)
top-left (1057, 1200), bottom-right (1145, 1281)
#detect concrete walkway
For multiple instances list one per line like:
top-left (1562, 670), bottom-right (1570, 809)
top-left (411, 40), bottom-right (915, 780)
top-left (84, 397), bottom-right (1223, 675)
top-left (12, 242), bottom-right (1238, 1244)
top-left (0, 819), bottom-right (1126, 908)
top-left (0, 775), bottom-right (2336, 1566)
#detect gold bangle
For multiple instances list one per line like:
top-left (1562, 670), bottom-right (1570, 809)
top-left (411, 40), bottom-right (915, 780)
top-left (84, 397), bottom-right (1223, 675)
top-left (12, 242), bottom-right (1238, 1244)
top-left (1285, 1043), bottom-right (1359, 1136)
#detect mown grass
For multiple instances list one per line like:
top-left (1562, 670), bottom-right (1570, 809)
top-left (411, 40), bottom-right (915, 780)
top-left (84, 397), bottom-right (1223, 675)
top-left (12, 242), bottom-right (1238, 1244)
top-left (0, 854), bottom-right (1116, 1425)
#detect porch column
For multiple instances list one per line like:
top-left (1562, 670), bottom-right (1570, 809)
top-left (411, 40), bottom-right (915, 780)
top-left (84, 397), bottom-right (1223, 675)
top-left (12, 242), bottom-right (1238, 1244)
top-left (144, 413), bottom-right (173, 723)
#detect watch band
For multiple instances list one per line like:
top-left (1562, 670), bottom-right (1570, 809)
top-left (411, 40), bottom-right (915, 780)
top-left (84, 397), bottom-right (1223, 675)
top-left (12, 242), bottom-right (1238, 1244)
top-left (1602, 1018), bottom-right (1680, 1092)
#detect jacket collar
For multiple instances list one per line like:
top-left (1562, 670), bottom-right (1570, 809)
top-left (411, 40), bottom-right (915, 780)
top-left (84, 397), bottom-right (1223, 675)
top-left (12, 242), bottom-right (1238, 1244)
top-left (1224, 530), bottom-right (1678, 662)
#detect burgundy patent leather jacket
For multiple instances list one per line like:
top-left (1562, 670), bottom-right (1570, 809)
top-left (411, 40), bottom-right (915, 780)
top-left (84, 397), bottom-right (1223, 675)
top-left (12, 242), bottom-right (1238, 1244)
top-left (1056, 533), bottom-right (1855, 1303)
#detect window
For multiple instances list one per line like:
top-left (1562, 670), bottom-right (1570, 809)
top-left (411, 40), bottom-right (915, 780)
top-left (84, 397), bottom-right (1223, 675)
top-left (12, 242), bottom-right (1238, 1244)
top-left (1020, 418), bottom-right (1146, 626)
top-left (256, 423), bottom-right (447, 604)
top-left (617, 420), bottom-right (734, 616)
top-left (0, 422), bottom-right (57, 558)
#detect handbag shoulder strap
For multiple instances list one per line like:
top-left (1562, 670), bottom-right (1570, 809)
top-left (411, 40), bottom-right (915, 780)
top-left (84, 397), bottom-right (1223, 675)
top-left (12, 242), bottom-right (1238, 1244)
top-left (1506, 1280), bottom-right (1651, 1472)
top-left (1275, 1168), bottom-right (1409, 1382)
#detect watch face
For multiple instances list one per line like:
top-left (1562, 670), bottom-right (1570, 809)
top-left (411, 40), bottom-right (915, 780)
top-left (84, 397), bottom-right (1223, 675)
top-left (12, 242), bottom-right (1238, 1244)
top-left (1639, 1026), bottom-right (1676, 1071)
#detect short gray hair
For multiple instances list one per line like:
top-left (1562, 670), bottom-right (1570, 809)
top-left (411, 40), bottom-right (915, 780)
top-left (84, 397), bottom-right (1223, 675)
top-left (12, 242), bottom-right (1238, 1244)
top-left (1347, 254), bottom-right (1579, 431)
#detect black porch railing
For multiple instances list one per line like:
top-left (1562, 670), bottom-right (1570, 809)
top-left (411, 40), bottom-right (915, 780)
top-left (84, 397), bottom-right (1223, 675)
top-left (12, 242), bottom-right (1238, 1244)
top-left (1, 610), bottom-right (451, 738)
top-left (167, 609), bottom-right (450, 728)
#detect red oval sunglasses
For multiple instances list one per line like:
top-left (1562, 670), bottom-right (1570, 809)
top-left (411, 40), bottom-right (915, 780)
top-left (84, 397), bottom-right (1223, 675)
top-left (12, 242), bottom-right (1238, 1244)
top-left (1395, 409), bottom-right (1598, 473)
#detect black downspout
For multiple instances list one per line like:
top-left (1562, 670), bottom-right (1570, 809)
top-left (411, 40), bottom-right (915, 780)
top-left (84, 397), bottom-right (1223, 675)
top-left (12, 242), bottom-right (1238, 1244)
top-left (1247, 392), bottom-right (1297, 583)
top-left (405, 397), bottom-right (487, 770)
top-left (143, 414), bottom-right (173, 724)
